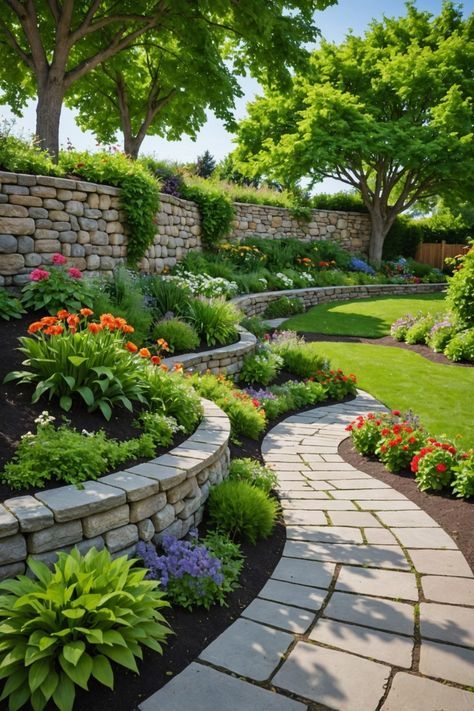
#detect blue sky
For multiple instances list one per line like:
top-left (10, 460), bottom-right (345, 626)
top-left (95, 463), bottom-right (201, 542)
top-left (1, 0), bottom-right (472, 192)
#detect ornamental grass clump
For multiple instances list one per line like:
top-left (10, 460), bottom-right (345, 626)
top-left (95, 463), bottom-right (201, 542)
top-left (410, 440), bottom-right (458, 491)
top-left (208, 480), bottom-right (279, 544)
top-left (137, 531), bottom-right (243, 610)
top-left (0, 548), bottom-right (170, 711)
top-left (5, 310), bottom-right (150, 420)
top-left (187, 297), bottom-right (242, 347)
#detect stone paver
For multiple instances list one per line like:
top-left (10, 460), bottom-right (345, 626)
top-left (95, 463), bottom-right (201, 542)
top-left (381, 672), bottom-right (474, 710)
top-left (309, 618), bottom-right (413, 667)
top-left (141, 393), bottom-right (474, 710)
top-left (273, 642), bottom-right (390, 710)
top-left (198, 619), bottom-right (293, 681)
top-left (139, 663), bottom-right (305, 711)
top-left (421, 575), bottom-right (474, 605)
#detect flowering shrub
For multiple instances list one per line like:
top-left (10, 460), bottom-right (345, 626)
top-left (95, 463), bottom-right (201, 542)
top-left (404, 314), bottom-right (435, 345)
top-left (410, 440), bottom-right (457, 491)
top-left (170, 271), bottom-right (239, 298)
top-left (2, 412), bottom-right (155, 490)
top-left (137, 531), bottom-right (243, 610)
top-left (0, 548), bottom-right (169, 711)
top-left (239, 347), bottom-right (283, 386)
top-left (445, 242), bottom-right (474, 329)
top-left (218, 242), bottom-right (266, 271)
top-left (21, 253), bottom-right (95, 313)
top-left (314, 368), bottom-right (357, 399)
top-left (5, 310), bottom-right (149, 419)
top-left (273, 272), bottom-right (294, 289)
top-left (349, 257), bottom-right (375, 275)
top-left (452, 451), bottom-right (474, 498)
top-left (345, 412), bottom-right (392, 456)
top-left (427, 316), bottom-right (456, 352)
top-left (375, 421), bottom-right (427, 472)
top-left (390, 314), bottom-right (418, 341)
top-left (443, 328), bottom-right (474, 362)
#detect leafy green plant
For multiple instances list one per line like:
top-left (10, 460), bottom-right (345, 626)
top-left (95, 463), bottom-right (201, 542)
top-left (376, 424), bottom-right (427, 473)
top-left (263, 296), bottom-right (305, 319)
top-left (59, 151), bottom-right (160, 265)
top-left (0, 123), bottom-right (59, 175)
top-left (443, 328), bottom-right (474, 362)
top-left (152, 318), bottom-right (199, 353)
top-left (0, 547), bottom-right (170, 711)
top-left (21, 255), bottom-right (95, 314)
top-left (241, 316), bottom-right (270, 339)
top-left (142, 277), bottom-right (191, 319)
top-left (346, 412), bottom-right (392, 456)
top-left (0, 288), bottom-right (25, 320)
top-left (208, 480), bottom-right (279, 544)
top-left (411, 441), bottom-right (457, 492)
top-left (452, 451), bottom-right (474, 498)
top-left (136, 411), bottom-right (181, 448)
top-left (144, 367), bottom-right (203, 434)
top-left (314, 367), bottom-right (358, 399)
top-left (404, 314), bottom-right (435, 345)
top-left (2, 412), bottom-right (155, 490)
top-left (239, 348), bottom-right (283, 386)
top-left (5, 312), bottom-right (148, 420)
top-left (91, 268), bottom-right (151, 345)
top-left (182, 184), bottom-right (234, 248)
top-left (270, 335), bottom-right (327, 379)
top-left (187, 298), bottom-right (242, 346)
top-left (446, 244), bottom-right (474, 329)
top-left (228, 458), bottom-right (278, 494)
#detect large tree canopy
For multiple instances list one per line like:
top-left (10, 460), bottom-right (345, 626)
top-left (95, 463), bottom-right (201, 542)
top-left (0, 0), bottom-right (335, 158)
top-left (234, 1), bottom-right (474, 263)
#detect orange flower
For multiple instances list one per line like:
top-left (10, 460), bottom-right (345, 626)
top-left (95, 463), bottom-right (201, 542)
top-left (56, 309), bottom-right (70, 319)
top-left (126, 341), bottom-right (138, 352)
top-left (160, 364), bottom-right (169, 372)
top-left (40, 316), bottom-right (58, 326)
top-left (122, 324), bottom-right (135, 334)
top-left (44, 325), bottom-right (64, 336)
top-left (114, 317), bottom-right (127, 329)
top-left (28, 321), bottom-right (45, 334)
top-left (67, 314), bottom-right (80, 327)
top-left (150, 355), bottom-right (161, 365)
top-left (157, 338), bottom-right (169, 351)
top-left (88, 323), bottom-right (103, 334)
top-left (99, 313), bottom-right (116, 330)
top-left (139, 348), bottom-right (151, 358)
top-left (80, 308), bottom-right (93, 317)
top-left (173, 363), bottom-right (183, 372)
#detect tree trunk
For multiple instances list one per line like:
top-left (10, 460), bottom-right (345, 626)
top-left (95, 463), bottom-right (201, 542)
top-left (368, 209), bottom-right (388, 265)
top-left (123, 133), bottom-right (142, 160)
top-left (36, 82), bottom-right (65, 161)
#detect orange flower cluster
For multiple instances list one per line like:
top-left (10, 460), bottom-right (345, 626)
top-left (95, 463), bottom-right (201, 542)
top-left (27, 309), bottom-right (135, 337)
top-left (124, 337), bottom-right (173, 367)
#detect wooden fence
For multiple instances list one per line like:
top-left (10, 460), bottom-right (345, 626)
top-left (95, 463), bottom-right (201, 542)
top-left (415, 241), bottom-right (467, 269)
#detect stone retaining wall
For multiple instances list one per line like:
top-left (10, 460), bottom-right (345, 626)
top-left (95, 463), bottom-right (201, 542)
top-left (233, 282), bottom-right (447, 317)
top-left (0, 399), bottom-right (230, 579)
top-left (163, 326), bottom-right (257, 376)
top-left (231, 202), bottom-right (371, 252)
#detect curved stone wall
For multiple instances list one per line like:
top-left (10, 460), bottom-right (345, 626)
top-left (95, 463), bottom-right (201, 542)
top-left (0, 398), bottom-right (230, 579)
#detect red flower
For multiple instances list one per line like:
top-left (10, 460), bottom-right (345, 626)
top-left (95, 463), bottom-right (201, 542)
top-left (52, 253), bottom-right (67, 265)
top-left (28, 321), bottom-right (45, 334)
top-left (30, 268), bottom-right (50, 282)
top-left (68, 267), bottom-right (82, 279)
top-left (436, 463), bottom-right (447, 473)
top-left (88, 323), bottom-right (102, 334)
top-left (392, 410), bottom-right (401, 416)
top-left (150, 355), bottom-right (161, 365)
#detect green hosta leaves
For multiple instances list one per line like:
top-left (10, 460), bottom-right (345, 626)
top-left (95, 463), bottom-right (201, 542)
top-left (0, 547), bottom-right (170, 711)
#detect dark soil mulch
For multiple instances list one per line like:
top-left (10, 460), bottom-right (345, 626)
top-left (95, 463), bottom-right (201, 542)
top-left (339, 437), bottom-right (474, 571)
top-left (300, 331), bottom-right (473, 367)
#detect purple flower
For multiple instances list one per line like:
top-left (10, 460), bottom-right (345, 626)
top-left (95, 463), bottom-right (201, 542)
top-left (244, 387), bottom-right (277, 400)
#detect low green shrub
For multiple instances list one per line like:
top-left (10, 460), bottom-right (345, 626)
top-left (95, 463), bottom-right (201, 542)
top-left (263, 296), bottom-right (304, 319)
top-left (208, 480), bottom-right (279, 544)
top-left (404, 315), bottom-right (435, 345)
top-left (2, 413), bottom-right (155, 490)
top-left (228, 458), bottom-right (278, 494)
top-left (452, 452), bottom-right (474, 498)
top-left (311, 191), bottom-right (367, 213)
top-left (241, 316), bottom-right (270, 339)
top-left (0, 125), bottom-right (58, 175)
top-left (0, 287), bottom-right (25, 320)
top-left (187, 298), bottom-right (242, 346)
top-left (239, 348), bottom-right (283, 386)
top-left (21, 255), bottom-right (95, 314)
top-left (271, 336), bottom-right (327, 379)
top-left (446, 244), bottom-right (474, 329)
top-left (144, 367), bottom-right (203, 434)
top-left (136, 411), bottom-right (182, 448)
top-left (0, 547), bottom-right (170, 711)
top-left (152, 318), bottom-right (200, 353)
top-left (443, 328), bottom-right (474, 362)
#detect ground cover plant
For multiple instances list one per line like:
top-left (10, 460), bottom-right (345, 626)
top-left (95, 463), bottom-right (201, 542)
top-left (346, 410), bottom-right (472, 498)
top-left (0, 547), bottom-right (170, 711)
top-left (284, 293), bottom-right (446, 337)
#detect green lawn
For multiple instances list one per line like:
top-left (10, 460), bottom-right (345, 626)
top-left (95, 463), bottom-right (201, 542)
top-left (284, 293), bottom-right (446, 337)
top-left (305, 341), bottom-right (474, 448)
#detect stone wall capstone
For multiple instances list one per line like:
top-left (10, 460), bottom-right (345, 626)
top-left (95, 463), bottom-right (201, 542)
top-left (0, 170), bottom-right (372, 285)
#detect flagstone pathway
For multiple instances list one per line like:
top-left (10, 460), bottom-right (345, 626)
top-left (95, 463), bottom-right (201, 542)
top-left (139, 391), bottom-right (474, 711)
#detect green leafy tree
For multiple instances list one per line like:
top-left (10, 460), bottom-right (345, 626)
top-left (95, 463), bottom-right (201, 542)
top-left (0, 0), bottom-right (335, 159)
top-left (234, 2), bottom-right (474, 263)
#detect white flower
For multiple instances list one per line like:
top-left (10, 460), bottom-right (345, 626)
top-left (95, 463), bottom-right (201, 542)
top-left (81, 429), bottom-right (93, 437)
top-left (21, 431), bottom-right (34, 440)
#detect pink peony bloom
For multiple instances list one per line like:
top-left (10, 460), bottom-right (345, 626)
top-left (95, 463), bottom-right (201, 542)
top-left (30, 268), bottom-right (50, 282)
top-left (68, 267), bottom-right (82, 279)
top-left (52, 253), bottom-right (67, 265)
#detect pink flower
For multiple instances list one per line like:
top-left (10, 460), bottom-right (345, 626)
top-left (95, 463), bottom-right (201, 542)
top-left (30, 268), bottom-right (50, 282)
top-left (52, 253), bottom-right (67, 265)
top-left (68, 267), bottom-right (82, 280)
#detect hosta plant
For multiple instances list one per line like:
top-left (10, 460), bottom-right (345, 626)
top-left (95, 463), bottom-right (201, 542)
top-left (21, 253), bottom-right (94, 314)
top-left (410, 440), bottom-right (458, 492)
top-left (0, 547), bottom-right (170, 711)
top-left (0, 288), bottom-right (25, 320)
top-left (4, 311), bottom-right (149, 420)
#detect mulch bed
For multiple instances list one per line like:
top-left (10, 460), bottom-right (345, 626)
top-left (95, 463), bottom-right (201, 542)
top-left (339, 437), bottom-right (474, 571)
top-left (300, 331), bottom-right (473, 367)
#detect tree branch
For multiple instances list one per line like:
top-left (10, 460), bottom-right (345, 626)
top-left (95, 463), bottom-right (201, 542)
top-left (0, 19), bottom-right (34, 70)
top-left (5, 0), bottom-right (49, 76)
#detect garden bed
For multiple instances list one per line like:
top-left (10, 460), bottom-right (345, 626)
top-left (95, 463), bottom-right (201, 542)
top-left (339, 437), bottom-right (473, 570)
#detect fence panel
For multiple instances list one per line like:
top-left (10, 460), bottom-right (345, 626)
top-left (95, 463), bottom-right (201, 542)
top-left (415, 241), bottom-right (466, 269)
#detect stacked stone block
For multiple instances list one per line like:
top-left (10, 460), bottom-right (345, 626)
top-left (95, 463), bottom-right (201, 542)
top-left (0, 399), bottom-right (230, 578)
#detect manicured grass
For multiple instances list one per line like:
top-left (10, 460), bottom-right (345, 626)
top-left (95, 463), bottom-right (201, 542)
top-left (284, 293), bottom-right (446, 337)
top-left (306, 341), bottom-right (474, 447)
